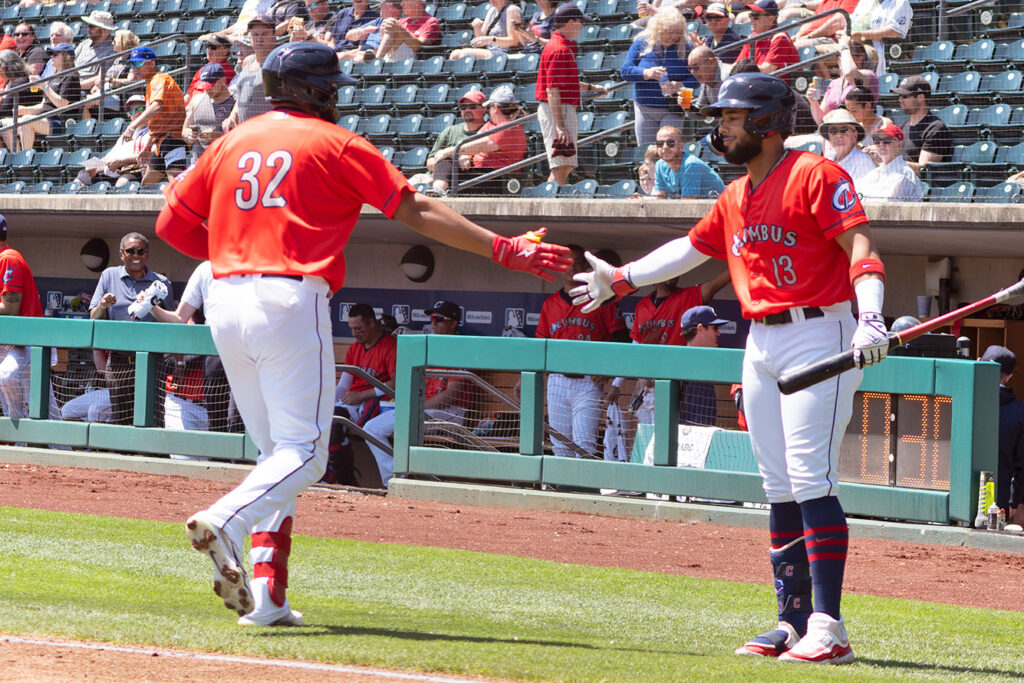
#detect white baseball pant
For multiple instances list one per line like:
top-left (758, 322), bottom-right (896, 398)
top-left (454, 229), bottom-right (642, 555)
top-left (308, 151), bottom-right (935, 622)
top-left (201, 275), bottom-right (334, 547)
top-left (0, 346), bottom-right (60, 420)
top-left (363, 406), bottom-right (466, 485)
top-left (741, 302), bottom-right (861, 503)
top-left (546, 373), bottom-right (603, 458)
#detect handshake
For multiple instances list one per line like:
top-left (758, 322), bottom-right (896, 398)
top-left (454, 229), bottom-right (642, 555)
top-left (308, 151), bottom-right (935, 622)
top-left (128, 281), bottom-right (169, 320)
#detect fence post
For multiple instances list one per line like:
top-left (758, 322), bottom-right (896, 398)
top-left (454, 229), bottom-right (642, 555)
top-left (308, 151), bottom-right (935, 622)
top-left (133, 351), bottom-right (157, 428)
top-left (28, 346), bottom-right (50, 420)
top-left (518, 370), bottom-right (545, 455)
top-left (653, 379), bottom-right (679, 466)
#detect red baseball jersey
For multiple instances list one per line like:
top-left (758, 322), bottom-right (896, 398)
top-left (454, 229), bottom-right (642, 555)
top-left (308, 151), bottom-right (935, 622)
top-left (536, 290), bottom-right (625, 341)
top-left (688, 150), bottom-right (867, 319)
top-left (536, 30), bottom-right (580, 105)
top-left (0, 245), bottom-right (42, 317)
top-left (630, 284), bottom-right (703, 346)
top-left (344, 333), bottom-right (397, 394)
top-left (736, 33), bottom-right (798, 81)
top-left (159, 109), bottom-right (413, 292)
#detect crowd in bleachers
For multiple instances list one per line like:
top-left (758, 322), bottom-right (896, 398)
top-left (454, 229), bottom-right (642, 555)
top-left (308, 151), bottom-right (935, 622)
top-left (0, 0), bottom-right (1022, 201)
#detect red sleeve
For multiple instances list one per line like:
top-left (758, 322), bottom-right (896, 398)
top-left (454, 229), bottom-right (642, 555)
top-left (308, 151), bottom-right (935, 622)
top-left (418, 16), bottom-right (441, 44)
top-left (630, 298), bottom-right (649, 342)
top-left (766, 34), bottom-right (798, 68)
top-left (605, 304), bottom-right (626, 336)
top-left (335, 135), bottom-right (414, 219)
top-left (186, 69), bottom-right (201, 95)
top-left (688, 192), bottom-right (731, 259)
top-left (805, 159), bottom-right (868, 240)
top-left (157, 153), bottom-right (214, 259)
top-left (383, 336), bottom-right (397, 381)
top-left (0, 252), bottom-right (26, 294)
top-left (535, 299), bottom-right (553, 338)
top-left (736, 42), bottom-right (750, 62)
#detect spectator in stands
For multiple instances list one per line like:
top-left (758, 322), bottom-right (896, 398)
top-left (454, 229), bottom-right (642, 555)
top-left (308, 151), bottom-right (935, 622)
top-left (818, 108), bottom-right (874, 184)
top-left (331, 0), bottom-right (379, 51)
top-left (679, 305), bottom-right (731, 425)
top-left (0, 32), bottom-right (13, 57)
top-left (185, 34), bottom-right (236, 104)
top-left (335, 303), bottom-right (398, 426)
top-left (637, 144), bottom-right (659, 195)
top-left (12, 23), bottom-right (48, 76)
top-left (448, 0), bottom-right (525, 61)
top-left (0, 50), bottom-right (44, 150)
top-left (123, 47), bottom-right (187, 185)
top-left (792, 0), bottom-right (858, 48)
top-left (651, 125), bottom-right (725, 198)
top-left (362, 300), bottom-right (469, 486)
top-left (339, 0), bottom-right (402, 61)
top-left (375, 0), bottom-right (441, 61)
top-left (858, 122), bottom-right (922, 201)
top-left (89, 232), bottom-right (176, 426)
top-left (516, 0), bottom-right (556, 54)
top-left (843, 83), bottom-right (889, 145)
top-left (80, 29), bottom-right (140, 120)
top-left (894, 74), bottom-right (951, 177)
top-left (536, 2), bottom-right (607, 185)
top-left (441, 84), bottom-right (528, 195)
top-left (621, 7), bottom-right (699, 147)
top-left (74, 10), bottom-right (116, 93)
top-left (700, 2), bottom-right (742, 64)
top-left (427, 89), bottom-right (488, 195)
top-left (735, 0), bottom-right (798, 81)
top-left (77, 94), bottom-right (151, 187)
top-left (39, 21), bottom-right (74, 79)
top-left (849, 0), bottom-right (911, 75)
top-left (13, 43), bottom-right (81, 151)
top-left (283, 0), bottom-right (336, 43)
top-left (805, 35), bottom-right (877, 125)
top-left (979, 345), bottom-right (1024, 527)
top-left (182, 63), bottom-right (235, 163)
top-left (688, 44), bottom-right (722, 112)
top-left (225, 14), bottom-right (277, 128)
top-left (536, 245), bottom-right (628, 458)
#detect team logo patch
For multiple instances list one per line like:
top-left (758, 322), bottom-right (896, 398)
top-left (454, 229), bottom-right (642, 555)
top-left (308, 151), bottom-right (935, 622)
top-left (2, 267), bottom-right (13, 284)
top-left (832, 179), bottom-right (857, 212)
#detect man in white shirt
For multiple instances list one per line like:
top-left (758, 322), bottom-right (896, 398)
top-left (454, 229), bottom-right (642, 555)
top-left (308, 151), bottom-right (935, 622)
top-left (849, 0), bottom-right (912, 75)
top-left (819, 108), bottom-right (875, 186)
top-left (857, 122), bottom-right (922, 202)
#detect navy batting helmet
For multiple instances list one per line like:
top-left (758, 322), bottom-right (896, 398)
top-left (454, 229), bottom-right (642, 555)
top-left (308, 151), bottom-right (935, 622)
top-left (700, 72), bottom-right (796, 140)
top-left (263, 41), bottom-right (357, 122)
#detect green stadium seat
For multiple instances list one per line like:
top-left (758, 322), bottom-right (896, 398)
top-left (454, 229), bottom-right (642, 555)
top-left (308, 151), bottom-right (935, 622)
top-left (927, 181), bottom-right (975, 202)
top-left (78, 181), bottom-right (111, 194)
top-left (111, 181), bottom-right (142, 194)
top-left (22, 181), bottom-right (53, 194)
top-left (558, 178), bottom-right (598, 198)
top-left (0, 181), bottom-right (25, 194)
top-left (35, 148), bottom-right (66, 182)
top-left (8, 149), bottom-right (37, 183)
top-left (521, 181), bottom-right (559, 198)
top-left (597, 179), bottom-right (637, 197)
top-left (337, 113), bottom-right (360, 131)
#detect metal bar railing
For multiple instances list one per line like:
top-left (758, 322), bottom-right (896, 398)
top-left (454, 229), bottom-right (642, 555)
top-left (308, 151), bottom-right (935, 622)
top-left (0, 33), bottom-right (191, 151)
top-left (709, 8), bottom-right (851, 62)
top-left (448, 80), bottom-right (633, 196)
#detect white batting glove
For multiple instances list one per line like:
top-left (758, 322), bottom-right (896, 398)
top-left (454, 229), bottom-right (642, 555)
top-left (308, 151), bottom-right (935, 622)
top-left (851, 312), bottom-right (889, 367)
top-left (569, 252), bottom-right (637, 313)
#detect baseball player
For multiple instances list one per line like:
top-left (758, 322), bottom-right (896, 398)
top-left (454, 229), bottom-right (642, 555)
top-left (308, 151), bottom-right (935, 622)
top-left (335, 304), bottom-right (397, 425)
top-left (0, 214), bottom-right (60, 422)
top-left (155, 41), bottom-right (572, 626)
top-left (536, 245), bottom-right (628, 458)
top-left (571, 73), bottom-right (888, 664)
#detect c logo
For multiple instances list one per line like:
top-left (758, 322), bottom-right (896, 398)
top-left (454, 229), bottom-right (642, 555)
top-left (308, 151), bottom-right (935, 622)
top-left (832, 179), bottom-right (857, 212)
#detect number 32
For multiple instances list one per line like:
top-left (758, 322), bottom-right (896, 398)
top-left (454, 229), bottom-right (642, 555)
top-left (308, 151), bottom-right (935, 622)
top-left (235, 150), bottom-right (293, 210)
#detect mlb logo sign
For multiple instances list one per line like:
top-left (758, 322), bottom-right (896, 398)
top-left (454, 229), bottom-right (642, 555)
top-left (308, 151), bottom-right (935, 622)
top-left (338, 303), bottom-right (355, 322)
top-left (392, 304), bottom-right (411, 325)
top-left (505, 308), bottom-right (525, 329)
top-left (46, 291), bottom-right (63, 311)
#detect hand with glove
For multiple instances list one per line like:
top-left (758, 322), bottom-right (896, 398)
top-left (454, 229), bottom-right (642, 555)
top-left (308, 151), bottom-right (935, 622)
top-left (851, 312), bottom-right (888, 367)
top-left (568, 251), bottom-right (637, 314)
top-left (128, 280), bottom-right (169, 321)
top-left (491, 227), bottom-right (574, 282)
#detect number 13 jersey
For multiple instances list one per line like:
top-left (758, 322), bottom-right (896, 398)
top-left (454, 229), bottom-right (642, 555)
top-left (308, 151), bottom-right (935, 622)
top-left (687, 150), bottom-right (868, 319)
top-left (162, 109), bottom-right (413, 292)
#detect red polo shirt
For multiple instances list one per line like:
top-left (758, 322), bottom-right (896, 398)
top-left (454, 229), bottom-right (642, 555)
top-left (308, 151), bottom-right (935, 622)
top-left (536, 30), bottom-right (580, 106)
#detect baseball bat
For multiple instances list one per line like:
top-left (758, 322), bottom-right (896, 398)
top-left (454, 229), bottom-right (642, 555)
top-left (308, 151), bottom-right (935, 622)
top-left (777, 277), bottom-right (1024, 395)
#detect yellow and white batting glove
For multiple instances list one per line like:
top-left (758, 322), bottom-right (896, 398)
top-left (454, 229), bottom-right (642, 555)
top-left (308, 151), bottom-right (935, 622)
top-left (569, 251), bottom-right (637, 314)
top-left (851, 278), bottom-right (888, 367)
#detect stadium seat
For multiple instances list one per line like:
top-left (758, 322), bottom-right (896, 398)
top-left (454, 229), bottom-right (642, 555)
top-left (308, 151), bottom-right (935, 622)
top-left (953, 39), bottom-right (995, 66)
top-left (505, 53), bottom-right (539, 84)
top-left (935, 103), bottom-right (968, 126)
top-left (878, 72), bottom-right (900, 95)
top-left (42, 2), bottom-right (67, 19)
top-left (414, 55), bottom-right (446, 82)
top-left (129, 19), bottom-right (156, 38)
top-left (441, 29), bottom-right (473, 48)
top-left (204, 15), bottom-right (231, 33)
top-left (396, 146), bottom-right (428, 173)
top-left (901, 41), bottom-right (955, 70)
top-left (597, 179), bottom-right (637, 197)
top-left (355, 84), bottom-right (388, 114)
top-left (434, 2), bottom-right (466, 22)
top-left (377, 146), bottom-right (395, 162)
top-left (383, 57), bottom-right (415, 79)
top-left (78, 181), bottom-right (111, 194)
top-left (512, 84), bottom-right (539, 106)
top-left (357, 114), bottom-right (391, 138)
top-left (594, 110), bottom-right (628, 133)
top-left (590, 0), bottom-right (618, 17)
top-left (337, 113), bottom-right (360, 131)
top-left (935, 70), bottom-right (980, 100)
top-left (337, 84), bottom-right (356, 106)
top-left (21, 181), bottom-right (53, 194)
top-left (48, 118), bottom-right (96, 147)
top-left (579, 24), bottom-right (601, 44)
top-left (521, 181), bottom-right (559, 198)
top-left (928, 181), bottom-right (975, 202)
top-left (386, 84), bottom-right (419, 113)
top-left (351, 59), bottom-right (385, 79)
top-left (577, 51), bottom-right (604, 74)
top-left (993, 39), bottom-right (1024, 68)
top-left (422, 113), bottom-right (456, 137)
top-left (975, 182), bottom-right (1023, 203)
top-left (442, 56), bottom-right (476, 82)
top-left (391, 113), bottom-right (425, 144)
top-left (35, 148), bottom-right (66, 182)
top-left (8, 149), bottom-right (37, 183)
top-left (476, 53), bottom-right (508, 78)
top-left (0, 181), bottom-right (25, 194)
top-left (52, 180), bottom-right (83, 194)
top-left (182, 0), bottom-right (206, 15)
top-left (180, 16), bottom-right (205, 35)
top-left (111, 181), bottom-right (141, 194)
top-left (63, 148), bottom-right (93, 177)
top-left (155, 18), bottom-right (179, 35)
top-left (558, 178), bottom-right (598, 198)
top-left (983, 69), bottom-right (1023, 99)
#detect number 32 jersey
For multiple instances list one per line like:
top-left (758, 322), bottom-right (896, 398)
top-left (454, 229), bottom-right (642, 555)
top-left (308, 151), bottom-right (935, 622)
top-left (161, 109), bottom-right (413, 292)
top-left (688, 151), bottom-right (868, 319)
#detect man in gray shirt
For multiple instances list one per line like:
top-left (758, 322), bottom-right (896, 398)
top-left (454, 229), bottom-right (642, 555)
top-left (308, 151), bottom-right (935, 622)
top-left (688, 45), bottom-right (722, 113)
top-left (75, 10), bottom-right (116, 92)
top-left (90, 232), bottom-right (176, 425)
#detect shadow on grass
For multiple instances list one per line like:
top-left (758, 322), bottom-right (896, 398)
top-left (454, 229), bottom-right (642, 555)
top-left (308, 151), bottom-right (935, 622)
top-left (858, 656), bottom-right (1024, 678)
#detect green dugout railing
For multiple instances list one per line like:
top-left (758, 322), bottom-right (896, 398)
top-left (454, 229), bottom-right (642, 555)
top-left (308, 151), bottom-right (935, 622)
top-left (394, 335), bottom-right (1000, 525)
top-left (1, 317), bottom-right (257, 461)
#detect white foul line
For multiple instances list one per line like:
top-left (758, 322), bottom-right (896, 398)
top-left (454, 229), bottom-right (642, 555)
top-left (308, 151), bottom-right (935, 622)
top-left (2, 636), bottom-right (488, 682)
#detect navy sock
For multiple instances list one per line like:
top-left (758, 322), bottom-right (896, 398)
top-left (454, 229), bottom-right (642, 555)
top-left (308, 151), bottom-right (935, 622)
top-left (769, 501), bottom-right (811, 636)
top-left (799, 495), bottom-right (849, 620)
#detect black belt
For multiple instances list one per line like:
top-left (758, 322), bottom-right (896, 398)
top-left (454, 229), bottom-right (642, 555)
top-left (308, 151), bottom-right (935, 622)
top-left (264, 274), bottom-right (303, 281)
top-left (561, 373), bottom-right (586, 379)
top-left (755, 306), bottom-right (824, 326)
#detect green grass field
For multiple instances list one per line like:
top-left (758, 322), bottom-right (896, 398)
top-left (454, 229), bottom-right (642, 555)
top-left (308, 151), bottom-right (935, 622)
top-left (0, 505), bottom-right (1021, 682)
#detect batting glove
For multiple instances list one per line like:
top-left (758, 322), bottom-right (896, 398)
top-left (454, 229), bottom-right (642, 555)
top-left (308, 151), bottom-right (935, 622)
top-left (491, 227), bottom-right (573, 282)
top-left (851, 312), bottom-right (889, 367)
top-left (569, 251), bottom-right (637, 314)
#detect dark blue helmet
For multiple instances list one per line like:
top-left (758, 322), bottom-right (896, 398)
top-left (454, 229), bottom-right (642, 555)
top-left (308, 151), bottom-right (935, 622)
top-left (700, 72), bottom-right (796, 140)
top-left (262, 41), bottom-right (357, 122)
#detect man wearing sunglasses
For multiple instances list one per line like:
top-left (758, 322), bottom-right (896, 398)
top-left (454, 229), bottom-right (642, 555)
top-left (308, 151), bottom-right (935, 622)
top-left (426, 89), bottom-right (488, 195)
top-left (12, 23), bottom-right (47, 76)
top-left (818, 108), bottom-right (874, 186)
top-left (77, 95), bottom-right (151, 187)
top-left (90, 232), bottom-right (177, 426)
top-left (857, 122), bottom-right (922, 202)
top-left (651, 125), bottom-right (725, 199)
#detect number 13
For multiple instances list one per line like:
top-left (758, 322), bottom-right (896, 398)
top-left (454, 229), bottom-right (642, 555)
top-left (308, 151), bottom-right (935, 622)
top-left (235, 150), bottom-right (293, 210)
top-left (771, 255), bottom-right (797, 286)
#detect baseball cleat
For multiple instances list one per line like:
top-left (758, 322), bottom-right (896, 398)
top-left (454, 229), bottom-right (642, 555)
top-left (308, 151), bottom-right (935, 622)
top-left (735, 620), bottom-right (799, 657)
top-left (185, 512), bottom-right (254, 617)
top-left (238, 609), bottom-right (304, 627)
top-left (778, 612), bottom-right (854, 665)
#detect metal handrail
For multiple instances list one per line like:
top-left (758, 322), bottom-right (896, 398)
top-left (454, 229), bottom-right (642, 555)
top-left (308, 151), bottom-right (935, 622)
top-left (709, 8), bottom-right (851, 62)
top-left (939, 0), bottom-right (998, 39)
top-left (448, 80), bottom-right (633, 196)
top-left (0, 33), bottom-right (191, 151)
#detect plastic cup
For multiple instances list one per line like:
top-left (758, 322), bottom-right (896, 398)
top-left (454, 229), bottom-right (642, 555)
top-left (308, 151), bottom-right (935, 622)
top-left (677, 87), bottom-right (693, 110)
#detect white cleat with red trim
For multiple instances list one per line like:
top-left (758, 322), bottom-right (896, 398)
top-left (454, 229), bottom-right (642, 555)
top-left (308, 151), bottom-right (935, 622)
top-left (778, 612), bottom-right (855, 665)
